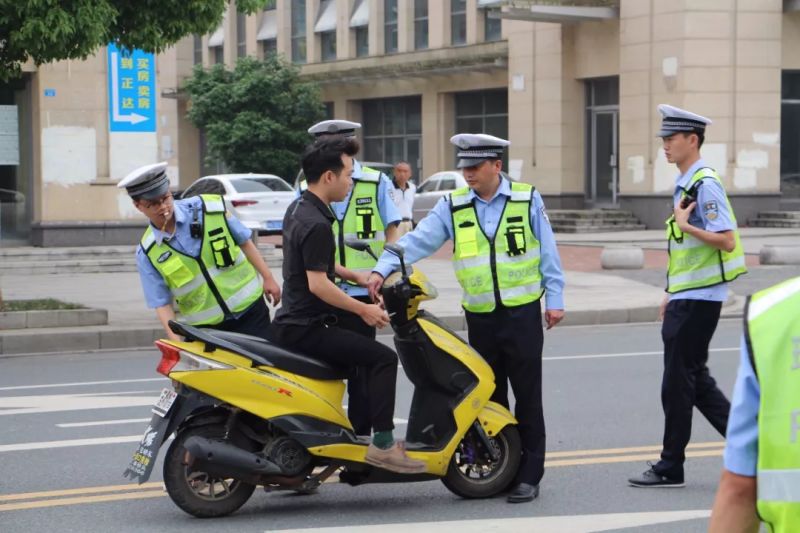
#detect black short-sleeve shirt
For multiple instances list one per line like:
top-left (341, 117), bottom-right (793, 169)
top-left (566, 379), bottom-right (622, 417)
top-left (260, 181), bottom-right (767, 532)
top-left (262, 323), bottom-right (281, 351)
top-left (274, 191), bottom-right (337, 325)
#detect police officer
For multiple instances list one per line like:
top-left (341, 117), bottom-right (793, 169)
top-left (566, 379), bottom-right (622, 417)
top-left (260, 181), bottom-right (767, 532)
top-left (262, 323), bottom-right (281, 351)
top-left (628, 105), bottom-right (747, 488)
top-left (301, 120), bottom-right (402, 437)
top-left (368, 133), bottom-right (566, 504)
top-left (268, 135), bottom-right (425, 474)
top-left (119, 162), bottom-right (281, 342)
top-left (709, 276), bottom-right (800, 533)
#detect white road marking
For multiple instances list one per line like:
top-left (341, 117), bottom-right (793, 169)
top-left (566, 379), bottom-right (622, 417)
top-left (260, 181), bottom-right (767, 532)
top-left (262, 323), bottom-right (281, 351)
top-left (268, 510), bottom-right (712, 533)
top-left (0, 392), bottom-right (159, 416)
top-left (0, 378), bottom-right (165, 392)
top-left (0, 435), bottom-right (144, 453)
top-left (56, 418), bottom-right (151, 428)
top-left (544, 346), bottom-right (737, 361)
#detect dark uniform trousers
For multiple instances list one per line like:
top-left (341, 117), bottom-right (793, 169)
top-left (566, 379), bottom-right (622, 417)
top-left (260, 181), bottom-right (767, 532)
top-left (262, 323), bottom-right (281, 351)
top-left (334, 295), bottom-right (378, 436)
top-left (200, 297), bottom-right (271, 341)
top-left (655, 298), bottom-right (730, 481)
top-left (466, 299), bottom-right (545, 486)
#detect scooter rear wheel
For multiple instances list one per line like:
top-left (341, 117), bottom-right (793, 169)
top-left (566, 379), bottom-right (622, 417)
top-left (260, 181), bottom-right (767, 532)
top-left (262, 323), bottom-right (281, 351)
top-left (163, 424), bottom-right (256, 518)
top-left (441, 425), bottom-right (521, 499)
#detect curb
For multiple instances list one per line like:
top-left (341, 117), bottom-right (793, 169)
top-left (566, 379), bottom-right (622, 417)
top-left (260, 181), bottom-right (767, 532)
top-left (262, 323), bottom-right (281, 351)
top-left (0, 308), bottom-right (108, 330)
top-left (0, 305), bottom-right (747, 357)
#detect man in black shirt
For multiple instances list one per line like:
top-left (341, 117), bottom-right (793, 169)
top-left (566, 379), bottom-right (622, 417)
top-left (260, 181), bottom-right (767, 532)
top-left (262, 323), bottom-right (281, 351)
top-left (269, 136), bottom-right (425, 474)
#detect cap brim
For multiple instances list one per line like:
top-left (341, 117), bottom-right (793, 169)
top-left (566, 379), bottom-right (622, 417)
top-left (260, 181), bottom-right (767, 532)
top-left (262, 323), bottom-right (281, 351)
top-left (457, 157), bottom-right (492, 169)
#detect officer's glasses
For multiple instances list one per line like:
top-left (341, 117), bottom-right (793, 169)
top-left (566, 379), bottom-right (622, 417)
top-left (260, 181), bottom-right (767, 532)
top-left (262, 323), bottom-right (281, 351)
top-left (141, 193), bottom-right (173, 210)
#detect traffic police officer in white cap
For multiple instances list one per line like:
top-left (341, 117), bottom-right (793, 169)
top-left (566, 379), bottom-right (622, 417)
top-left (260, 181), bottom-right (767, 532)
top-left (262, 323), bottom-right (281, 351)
top-left (369, 133), bottom-right (566, 503)
top-left (119, 162), bottom-right (281, 341)
top-left (629, 105), bottom-right (747, 488)
top-left (300, 119), bottom-right (402, 437)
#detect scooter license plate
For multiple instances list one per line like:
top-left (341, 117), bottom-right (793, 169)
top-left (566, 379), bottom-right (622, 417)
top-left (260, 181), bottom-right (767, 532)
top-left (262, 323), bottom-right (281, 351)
top-left (152, 388), bottom-right (178, 418)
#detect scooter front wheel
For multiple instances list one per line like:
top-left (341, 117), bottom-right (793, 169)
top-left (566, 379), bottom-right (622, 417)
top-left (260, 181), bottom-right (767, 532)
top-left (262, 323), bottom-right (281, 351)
top-left (163, 424), bottom-right (256, 518)
top-left (441, 425), bottom-right (521, 499)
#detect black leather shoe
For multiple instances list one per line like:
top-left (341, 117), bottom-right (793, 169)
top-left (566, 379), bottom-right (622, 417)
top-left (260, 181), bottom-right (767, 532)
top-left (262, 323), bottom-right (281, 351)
top-left (507, 483), bottom-right (539, 503)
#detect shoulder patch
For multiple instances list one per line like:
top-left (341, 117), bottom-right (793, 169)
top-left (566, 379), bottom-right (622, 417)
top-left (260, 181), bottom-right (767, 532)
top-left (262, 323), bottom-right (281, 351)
top-left (703, 200), bottom-right (719, 221)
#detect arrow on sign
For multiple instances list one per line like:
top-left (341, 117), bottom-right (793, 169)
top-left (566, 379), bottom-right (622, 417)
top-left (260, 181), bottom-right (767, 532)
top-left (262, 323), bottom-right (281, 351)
top-left (110, 50), bottom-right (148, 125)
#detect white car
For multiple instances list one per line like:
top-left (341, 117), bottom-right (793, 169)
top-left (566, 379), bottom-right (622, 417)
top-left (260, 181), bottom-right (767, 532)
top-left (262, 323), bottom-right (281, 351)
top-left (412, 170), bottom-right (515, 222)
top-left (180, 174), bottom-right (294, 235)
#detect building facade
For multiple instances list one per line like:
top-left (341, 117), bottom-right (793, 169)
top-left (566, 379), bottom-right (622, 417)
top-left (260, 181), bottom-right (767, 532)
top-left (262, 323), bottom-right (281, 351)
top-left (1, 0), bottom-right (799, 245)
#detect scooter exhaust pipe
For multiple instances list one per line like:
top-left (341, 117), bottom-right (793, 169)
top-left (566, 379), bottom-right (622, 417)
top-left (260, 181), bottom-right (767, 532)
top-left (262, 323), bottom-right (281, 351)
top-left (183, 436), bottom-right (283, 481)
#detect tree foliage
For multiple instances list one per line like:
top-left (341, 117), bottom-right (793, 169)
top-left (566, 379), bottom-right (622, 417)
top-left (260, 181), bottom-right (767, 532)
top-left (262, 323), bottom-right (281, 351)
top-left (184, 55), bottom-right (325, 181)
top-left (0, 0), bottom-right (268, 81)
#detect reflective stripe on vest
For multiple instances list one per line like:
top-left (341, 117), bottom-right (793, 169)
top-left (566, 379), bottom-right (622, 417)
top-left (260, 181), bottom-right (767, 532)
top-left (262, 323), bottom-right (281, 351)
top-left (746, 276), bottom-right (800, 532)
top-left (450, 182), bottom-right (543, 313)
top-left (141, 194), bottom-right (262, 326)
top-left (333, 168), bottom-right (385, 284)
top-left (665, 168), bottom-right (747, 293)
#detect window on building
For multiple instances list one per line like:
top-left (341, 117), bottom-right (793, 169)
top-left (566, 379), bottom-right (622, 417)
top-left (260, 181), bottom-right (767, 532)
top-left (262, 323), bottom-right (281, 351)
top-left (414, 0), bottom-right (429, 50)
top-left (321, 31), bottom-right (337, 61)
top-left (356, 27), bottom-right (369, 57)
top-left (451, 0), bottom-right (467, 46)
top-left (362, 97), bottom-right (422, 180)
top-left (324, 102), bottom-right (334, 120)
top-left (782, 71), bottom-right (800, 197)
top-left (193, 35), bottom-right (203, 65)
top-left (261, 39), bottom-right (277, 56)
top-left (292, 0), bottom-right (307, 64)
top-left (384, 0), bottom-right (398, 54)
top-left (454, 89), bottom-right (508, 167)
top-left (212, 45), bottom-right (224, 65)
top-left (263, 0), bottom-right (276, 8)
top-left (484, 7), bottom-right (502, 42)
top-left (236, 10), bottom-right (247, 57)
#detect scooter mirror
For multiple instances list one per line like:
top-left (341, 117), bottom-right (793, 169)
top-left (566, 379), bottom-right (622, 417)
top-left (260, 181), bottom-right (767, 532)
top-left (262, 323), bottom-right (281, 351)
top-left (345, 239), bottom-right (379, 261)
top-left (384, 243), bottom-right (405, 258)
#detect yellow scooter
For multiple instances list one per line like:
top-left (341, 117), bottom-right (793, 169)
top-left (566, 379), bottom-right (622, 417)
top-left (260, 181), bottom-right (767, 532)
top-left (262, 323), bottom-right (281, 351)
top-left (123, 243), bottom-right (520, 518)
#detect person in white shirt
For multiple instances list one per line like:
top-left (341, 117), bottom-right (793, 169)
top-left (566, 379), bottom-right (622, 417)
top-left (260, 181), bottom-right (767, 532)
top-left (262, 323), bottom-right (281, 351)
top-left (391, 161), bottom-right (416, 237)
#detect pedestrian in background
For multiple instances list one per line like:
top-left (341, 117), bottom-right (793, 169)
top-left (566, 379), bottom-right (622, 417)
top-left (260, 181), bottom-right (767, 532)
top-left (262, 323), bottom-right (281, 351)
top-left (391, 161), bottom-right (416, 237)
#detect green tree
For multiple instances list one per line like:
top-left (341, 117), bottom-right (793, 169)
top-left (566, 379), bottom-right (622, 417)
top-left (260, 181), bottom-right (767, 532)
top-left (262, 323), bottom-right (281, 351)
top-left (184, 55), bottom-right (325, 181)
top-left (0, 0), bottom-right (268, 81)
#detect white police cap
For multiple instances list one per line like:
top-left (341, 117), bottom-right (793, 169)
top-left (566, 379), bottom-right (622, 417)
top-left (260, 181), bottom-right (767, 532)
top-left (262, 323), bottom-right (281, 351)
top-left (450, 133), bottom-right (510, 169)
top-left (657, 104), bottom-right (712, 138)
top-left (117, 162), bottom-right (169, 200)
top-left (308, 119), bottom-right (361, 137)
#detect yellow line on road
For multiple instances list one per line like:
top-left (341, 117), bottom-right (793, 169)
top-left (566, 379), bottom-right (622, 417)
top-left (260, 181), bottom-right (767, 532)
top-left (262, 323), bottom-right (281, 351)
top-left (546, 441), bottom-right (724, 459)
top-left (547, 449), bottom-right (723, 468)
top-left (0, 442), bottom-right (727, 513)
top-left (0, 490), bottom-right (165, 512)
top-left (0, 482), bottom-right (163, 503)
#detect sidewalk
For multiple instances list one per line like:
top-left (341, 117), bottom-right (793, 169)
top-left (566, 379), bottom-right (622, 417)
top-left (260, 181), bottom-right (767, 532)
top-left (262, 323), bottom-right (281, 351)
top-left (2, 228), bottom-right (798, 356)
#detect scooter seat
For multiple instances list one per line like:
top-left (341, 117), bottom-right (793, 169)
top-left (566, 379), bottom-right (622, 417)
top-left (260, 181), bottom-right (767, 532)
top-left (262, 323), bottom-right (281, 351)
top-left (168, 321), bottom-right (349, 381)
top-left (212, 330), bottom-right (350, 380)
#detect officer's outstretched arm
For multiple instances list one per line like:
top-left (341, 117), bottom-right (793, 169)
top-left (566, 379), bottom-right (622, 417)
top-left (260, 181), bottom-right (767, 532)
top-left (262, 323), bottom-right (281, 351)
top-left (708, 469), bottom-right (758, 533)
top-left (155, 305), bottom-right (180, 342)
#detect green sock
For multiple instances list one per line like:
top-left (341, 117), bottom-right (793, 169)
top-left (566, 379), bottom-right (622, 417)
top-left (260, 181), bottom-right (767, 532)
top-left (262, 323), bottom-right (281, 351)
top-left (372, 430), bottom-right (394, 450)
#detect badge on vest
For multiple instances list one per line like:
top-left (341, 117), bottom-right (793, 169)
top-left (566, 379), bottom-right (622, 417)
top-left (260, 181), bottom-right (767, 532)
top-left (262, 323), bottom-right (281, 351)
top-left (355, 197), bottom-right (373, 205)
top-left (505, 226), bottom-right (527, 257)
top-left (157, 250), bottom-right (173, 263)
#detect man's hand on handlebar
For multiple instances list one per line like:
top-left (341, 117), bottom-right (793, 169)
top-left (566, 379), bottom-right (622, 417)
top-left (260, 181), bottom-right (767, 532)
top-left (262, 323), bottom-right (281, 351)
top-left (367, 272), bottom-right (385, 302)
top-left (359, 303), bottom-right (390, 328)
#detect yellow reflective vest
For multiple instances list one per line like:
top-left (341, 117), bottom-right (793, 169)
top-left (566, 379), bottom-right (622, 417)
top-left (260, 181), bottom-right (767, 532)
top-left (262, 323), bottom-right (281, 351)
top-left (141, 194), bottom-right (261, 325)
top-left (665, 168), bottom-right (747, 293)
top-left (745, 277), bottom-right (800, 532)
top-left (450, 182), bottom-right (542, 313)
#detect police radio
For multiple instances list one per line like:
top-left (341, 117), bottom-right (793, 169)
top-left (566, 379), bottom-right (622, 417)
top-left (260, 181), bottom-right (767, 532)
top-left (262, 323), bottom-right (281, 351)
top-left (190, 204), bottom-right (202, 239)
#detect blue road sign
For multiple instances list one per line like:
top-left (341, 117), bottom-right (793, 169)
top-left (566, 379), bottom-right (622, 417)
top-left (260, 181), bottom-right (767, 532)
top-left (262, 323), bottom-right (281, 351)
top-left (44, 89), bottom-right (56, 97)
top-left (107, 43), bottom-right (156, 132)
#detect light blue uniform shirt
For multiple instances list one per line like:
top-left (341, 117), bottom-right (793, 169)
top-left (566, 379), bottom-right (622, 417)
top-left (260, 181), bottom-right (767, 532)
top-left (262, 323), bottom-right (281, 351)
top-left (723, 336), bottom-right (759, 477)
top-left (333, 160), bottom-right (401, 298)
top-left (135, 196), bottom-right (252, 309)
top-left (669, 158), bottom-right (736, 303)
top-left (374, 176), bottom-right (565, 311)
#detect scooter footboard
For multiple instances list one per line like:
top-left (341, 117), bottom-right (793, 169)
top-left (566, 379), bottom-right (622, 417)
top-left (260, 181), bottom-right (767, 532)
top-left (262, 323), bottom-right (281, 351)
top-left (477, 401), bottom-right (517, 437)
